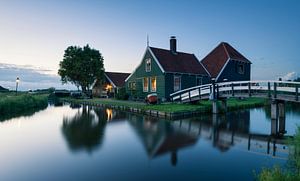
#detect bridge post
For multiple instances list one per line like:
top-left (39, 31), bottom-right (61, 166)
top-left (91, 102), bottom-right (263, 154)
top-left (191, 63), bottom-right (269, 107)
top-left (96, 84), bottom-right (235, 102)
top-left (274, 82), bottom-right (277, 99)
top-left (248, 82), bottom-right (251, 97)
top-left (296, 85), bottom-right (298, 101)
top-left (231, 83), bottom-right (234, 96)
top-left (212, 100), bottom-right (218, 114)
top-left (198, 87), bottom-right (201, 100)
top-left (271, 100), bottom-right (278, 120)
top-left (179, 94), bottom-right (182, 103)
top-left (278, 102), bottom-right (286, 134)
top-left (268, 82), bottom-right (271, 98)
top-left (188, 91), bottom-right (191, 101)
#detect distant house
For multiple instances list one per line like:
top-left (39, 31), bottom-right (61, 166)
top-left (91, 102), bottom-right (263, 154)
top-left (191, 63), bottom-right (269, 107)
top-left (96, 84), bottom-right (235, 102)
top-left (125, 36), bottom-right (210, 101)
top-left (201, 42), bottom-right (251, 82)
top-left (92, 72), bottom-right (130, 97)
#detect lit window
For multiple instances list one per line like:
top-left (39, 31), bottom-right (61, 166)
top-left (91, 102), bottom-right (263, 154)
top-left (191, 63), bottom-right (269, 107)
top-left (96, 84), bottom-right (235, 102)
top-left (237, 63), bottom-right (245, 74)
top-left (174, 76), bottom-right (181, 92)
top-left (143, 77), bottom-right (149, 92)
top-left (145, 58), bottom-right (151, 72)
top-left (151, 77), bottom-right (156, 92)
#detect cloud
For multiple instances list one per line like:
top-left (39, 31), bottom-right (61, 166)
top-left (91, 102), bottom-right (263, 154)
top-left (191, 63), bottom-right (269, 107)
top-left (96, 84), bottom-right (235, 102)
top-left (281, 71), bottom-right (297, 81)
top-left (0, 63), bottom-right (76, 90)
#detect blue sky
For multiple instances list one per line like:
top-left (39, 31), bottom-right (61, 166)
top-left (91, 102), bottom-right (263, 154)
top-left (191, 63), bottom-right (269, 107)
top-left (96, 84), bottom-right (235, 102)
top-left (0, 0), bottom-right (299, 90)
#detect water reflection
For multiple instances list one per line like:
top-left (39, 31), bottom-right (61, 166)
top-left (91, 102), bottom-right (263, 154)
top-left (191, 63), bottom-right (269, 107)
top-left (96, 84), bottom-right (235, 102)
top-left (61, 105), bottom-right (107, 153)
top-left (127, 109), bottom-right (289, 166)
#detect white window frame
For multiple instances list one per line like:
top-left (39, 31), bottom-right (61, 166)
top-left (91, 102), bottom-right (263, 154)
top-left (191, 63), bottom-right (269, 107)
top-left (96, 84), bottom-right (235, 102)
top-left (145, 58), bottom-right (151, 72)
top-left (174, 76), bottom-right (181, 92)
top-left (150, 77), bottom-right (156, 92)
top-left (143, 77), bottom-right (149, 92)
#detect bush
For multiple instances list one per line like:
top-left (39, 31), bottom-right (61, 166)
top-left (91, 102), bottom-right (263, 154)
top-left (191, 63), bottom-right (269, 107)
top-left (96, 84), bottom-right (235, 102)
top-left (116, 87), bottom-right (129, 100)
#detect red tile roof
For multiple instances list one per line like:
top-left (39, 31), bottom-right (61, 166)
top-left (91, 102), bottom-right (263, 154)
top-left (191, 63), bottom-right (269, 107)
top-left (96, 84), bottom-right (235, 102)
top-left (201, 42), bottom-right (251, 78)
top-left (105, 72), bottom-right (130, 87)
top-left (149, 47), bottom-right (208, 75)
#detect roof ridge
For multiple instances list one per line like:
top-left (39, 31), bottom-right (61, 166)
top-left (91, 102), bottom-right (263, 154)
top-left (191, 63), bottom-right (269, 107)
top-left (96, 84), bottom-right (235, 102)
top-left (149, 46), bottom-right (194, 55)
top-left (222, 42), bottom-right (230, 59)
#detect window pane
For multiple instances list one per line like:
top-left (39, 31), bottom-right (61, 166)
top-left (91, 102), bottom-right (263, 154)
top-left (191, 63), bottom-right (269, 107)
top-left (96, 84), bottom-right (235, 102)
top-left (174, 76), bottom-right (181, 92)
top-left (151, 77), bottom-right (156, 92)
top-left (143, 77), bottom-right (148, 92)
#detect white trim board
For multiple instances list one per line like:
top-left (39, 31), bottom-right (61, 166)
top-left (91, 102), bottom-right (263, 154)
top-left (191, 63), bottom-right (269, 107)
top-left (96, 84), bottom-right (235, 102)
top-left (216, 58), bottom-right (230, 82)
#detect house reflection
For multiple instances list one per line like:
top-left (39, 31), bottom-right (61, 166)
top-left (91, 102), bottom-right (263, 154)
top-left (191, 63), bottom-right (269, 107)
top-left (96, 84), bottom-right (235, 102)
top-left (127, 114), bottom-right (199, 166)
top-left (127, 109), bottom-right (289, 166)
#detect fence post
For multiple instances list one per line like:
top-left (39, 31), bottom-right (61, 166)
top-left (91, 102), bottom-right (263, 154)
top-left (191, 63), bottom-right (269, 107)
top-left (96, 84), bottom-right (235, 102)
top-left (268, 82), bottom-right (271, 98)
top-left (296, 85), bottom-right (299, 101)
top-left (188, 91), bottom-right (191, 101)
top-left (198, 87), bottom-right (201, 100)
top-left (216, 84), bottom-right (219, 99)
top-left (231, 83), bottom-right (234, 96)
top-left (248, 82), bottom-right (251, 97)
top-left (274, 82), bottom-right (277, 99)
top-left (179, 94), bottom-right (182, 103)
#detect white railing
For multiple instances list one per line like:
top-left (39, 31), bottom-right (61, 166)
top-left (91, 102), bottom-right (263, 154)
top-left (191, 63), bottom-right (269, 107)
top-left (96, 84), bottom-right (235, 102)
top-left (170, 80), bottom-right (300, 102)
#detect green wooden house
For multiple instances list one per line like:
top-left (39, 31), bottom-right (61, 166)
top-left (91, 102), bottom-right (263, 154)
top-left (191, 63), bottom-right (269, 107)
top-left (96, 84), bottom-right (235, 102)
top-left (125, 36), bottom-right (210, 101)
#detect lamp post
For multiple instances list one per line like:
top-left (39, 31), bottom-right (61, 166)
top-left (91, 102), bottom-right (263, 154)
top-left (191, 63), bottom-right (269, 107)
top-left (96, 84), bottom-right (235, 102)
top-left (16, 77), bottom-right (20, 95)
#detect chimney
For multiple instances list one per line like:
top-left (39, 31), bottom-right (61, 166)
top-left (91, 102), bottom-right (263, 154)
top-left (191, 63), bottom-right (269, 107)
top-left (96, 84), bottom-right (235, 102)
top-left (170, 36), bottom-right (177, 54)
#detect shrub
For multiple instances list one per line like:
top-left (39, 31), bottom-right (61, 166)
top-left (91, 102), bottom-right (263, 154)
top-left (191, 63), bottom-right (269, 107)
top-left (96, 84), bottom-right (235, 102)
top-left (116, 87), bottom-right (129, 100)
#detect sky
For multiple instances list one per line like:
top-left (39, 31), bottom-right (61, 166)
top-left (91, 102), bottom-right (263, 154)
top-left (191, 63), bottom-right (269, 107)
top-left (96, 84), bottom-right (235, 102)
top-left (0, 0), bottom-right (299, 90)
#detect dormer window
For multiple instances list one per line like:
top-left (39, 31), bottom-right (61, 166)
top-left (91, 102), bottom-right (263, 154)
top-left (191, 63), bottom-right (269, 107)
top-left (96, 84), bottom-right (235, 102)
top-left (145, 58), bottom-right (151, 72)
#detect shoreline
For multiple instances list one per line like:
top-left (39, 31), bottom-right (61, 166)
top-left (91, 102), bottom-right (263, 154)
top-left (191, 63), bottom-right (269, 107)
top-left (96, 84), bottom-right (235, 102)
top-left (64, 97), bottom-right (267, 119)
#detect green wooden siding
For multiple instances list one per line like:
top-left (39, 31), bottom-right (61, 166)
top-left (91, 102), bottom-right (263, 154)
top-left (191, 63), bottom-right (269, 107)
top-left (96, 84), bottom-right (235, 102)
top-left (126, 49), bottom-right (165, 99)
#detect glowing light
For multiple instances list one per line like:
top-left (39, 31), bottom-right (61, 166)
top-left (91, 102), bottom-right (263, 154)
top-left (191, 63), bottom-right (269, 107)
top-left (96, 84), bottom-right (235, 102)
top-left (106, 84), bottom-right (113, 91)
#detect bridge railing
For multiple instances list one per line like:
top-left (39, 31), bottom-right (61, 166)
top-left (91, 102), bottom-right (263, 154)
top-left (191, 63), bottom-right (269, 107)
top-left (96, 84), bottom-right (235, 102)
top-left (170, 80), bottom-right (300, 102)
top-left (217, 80), bottom-right (300, 101)
top-left (170, 84), bottom-right (212, 102)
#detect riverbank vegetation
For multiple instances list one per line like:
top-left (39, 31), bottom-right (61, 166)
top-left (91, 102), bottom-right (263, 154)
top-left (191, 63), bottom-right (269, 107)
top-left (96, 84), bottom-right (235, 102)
top-left (258, 127), bottom-right (300, 181)
top-left (64, 97), bottom-right (267, 113)
top-left (0, 92), bottom-right (48, 121)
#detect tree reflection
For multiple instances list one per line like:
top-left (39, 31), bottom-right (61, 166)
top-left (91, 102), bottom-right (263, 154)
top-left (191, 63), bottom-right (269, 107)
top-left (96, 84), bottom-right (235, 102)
top-left (61, 105), bottom-right (107, 154)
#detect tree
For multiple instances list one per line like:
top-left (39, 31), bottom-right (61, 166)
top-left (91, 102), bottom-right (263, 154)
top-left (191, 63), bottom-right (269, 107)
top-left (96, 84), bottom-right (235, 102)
top-left (58, 45), bottom-right (105, 92)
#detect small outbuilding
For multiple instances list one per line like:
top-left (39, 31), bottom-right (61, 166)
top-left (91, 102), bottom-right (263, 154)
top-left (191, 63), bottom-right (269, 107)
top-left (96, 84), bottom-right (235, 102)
top-left (201, 42), bottom-right (251, 82)
top-left (92, 72), bottom-right (130, 98)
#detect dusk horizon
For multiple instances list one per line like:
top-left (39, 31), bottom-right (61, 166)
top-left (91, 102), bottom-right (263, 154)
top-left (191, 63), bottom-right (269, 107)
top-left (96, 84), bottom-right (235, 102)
top-left (1, 0), bottom-right (300, 90)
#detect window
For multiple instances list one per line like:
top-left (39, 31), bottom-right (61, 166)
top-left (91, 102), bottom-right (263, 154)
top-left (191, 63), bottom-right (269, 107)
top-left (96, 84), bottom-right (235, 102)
top-left (237, 63), bottom-right (245, 74)
top-left (151, 77), bottom-right (156, 92)
top-left (143, 77), bottom-right (149, 92)
top-left (196, 77), bottom-right (202, 86)
top-left (145, 58), bottom-right (151, 72)
top-left (129, 82), bottom-right (136, 90)
top-left (174, 76), bottom-right (181, 92)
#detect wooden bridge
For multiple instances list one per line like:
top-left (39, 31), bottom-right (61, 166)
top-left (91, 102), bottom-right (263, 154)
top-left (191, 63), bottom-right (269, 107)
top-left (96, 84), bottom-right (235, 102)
top-left (170, 80), bottom-right (300, 103)
top-left (170, 80), bottom-right (300, 114)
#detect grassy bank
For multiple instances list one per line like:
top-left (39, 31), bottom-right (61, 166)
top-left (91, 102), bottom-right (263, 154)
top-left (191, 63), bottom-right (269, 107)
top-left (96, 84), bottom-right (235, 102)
top-left (0, 93), bottom-right (48, 121)
top-left (258, 127), bottom-right (300, 181)
top-left (65, 97), bottom-right (266, 113)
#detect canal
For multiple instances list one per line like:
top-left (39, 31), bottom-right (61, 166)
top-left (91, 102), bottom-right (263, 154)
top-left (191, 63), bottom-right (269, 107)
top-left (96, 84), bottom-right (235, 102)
top-left (0, 103), bottom-right (299, 180)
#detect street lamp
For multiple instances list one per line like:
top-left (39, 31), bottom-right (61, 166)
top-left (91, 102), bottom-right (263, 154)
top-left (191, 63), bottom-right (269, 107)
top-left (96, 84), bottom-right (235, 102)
top-left (16, 77), bottom-right (20, 95)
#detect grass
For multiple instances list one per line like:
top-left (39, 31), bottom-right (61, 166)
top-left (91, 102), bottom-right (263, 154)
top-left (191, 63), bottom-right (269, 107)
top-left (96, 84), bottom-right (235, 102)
top-left (257, 127), bottom-right (300, 181)
top-left (64, 97), bottom-right (266, 113)
top-left (0, 92), bottom-right (49, 121)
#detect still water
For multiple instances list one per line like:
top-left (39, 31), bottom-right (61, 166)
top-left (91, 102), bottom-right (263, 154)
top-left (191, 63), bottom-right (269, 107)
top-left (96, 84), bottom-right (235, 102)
top-left (0, 103), bottom-right (299, 181)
